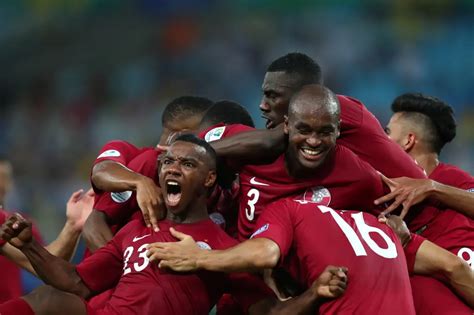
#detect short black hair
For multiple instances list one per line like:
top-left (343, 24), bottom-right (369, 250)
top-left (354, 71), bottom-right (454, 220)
top-left (391, 93), bottom-right (456, 154)
top-left (267, 52), bottom-right (323, 85)
top-left (161, 96), bottom-right (213, 125)
top-left (199, 100), bottom-right (255, 129)
top-left (173, 133), bottom-right (217, 169)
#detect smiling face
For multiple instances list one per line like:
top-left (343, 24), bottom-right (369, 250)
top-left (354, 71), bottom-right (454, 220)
top-left (284, 85), bottom-right (340, 175)
top-left (158, 141), bottom-right (216, 216)
top-left (260, 71), bottom-right (305, 129)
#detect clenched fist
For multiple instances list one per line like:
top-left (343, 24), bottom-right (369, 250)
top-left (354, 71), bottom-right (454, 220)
top-left (0, 213), bottom-right (33, 249)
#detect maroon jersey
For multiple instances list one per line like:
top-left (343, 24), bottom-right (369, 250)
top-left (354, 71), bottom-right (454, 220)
top-left (92, 140), bottom-right (154, 193)
top-left (93, 149), bottom-right (161, 226)
top-left (77, 219), bottom-right (272, 315)
top-left (0, 210), bottom-right (43, 302)
top-left (337, 95), bottom-right (426, 179)
top-left (252, 200), bottom-right (415, 315)
top-left (421, 162), bottom-right (474, 268)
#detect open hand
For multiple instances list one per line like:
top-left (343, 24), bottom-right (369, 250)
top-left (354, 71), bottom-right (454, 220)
top-left (374, 174), bottom-right (434, 218)
top-left (66, 188), bottom-right (95, 232)
top-left (136, 177), bottom-right (166, 232)
top-left (147, 227), bottom-right (202, 272)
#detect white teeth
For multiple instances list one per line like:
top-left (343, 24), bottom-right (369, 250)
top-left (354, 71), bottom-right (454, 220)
top-left (302, 148), bottom-right (321, 155)
top-left (167, 181), bottom-right (179, 185)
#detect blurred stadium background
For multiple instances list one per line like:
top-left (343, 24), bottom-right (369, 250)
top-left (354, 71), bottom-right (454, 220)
top-left (0, 0), bottom-right (472, 252)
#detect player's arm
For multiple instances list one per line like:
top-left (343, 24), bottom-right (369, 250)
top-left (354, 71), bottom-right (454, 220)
top-left (248, 266), bottom-right (348, 315)
top-left (382, 215), bottom-right (474, 308)
top-left (82, 210), bottom-right (114, 252)
top-left (147, 227), bottom-right (281, 272)
top-left (413, 240), bottom-right (474, 308)
top-left (375, 175), bottom-right (474, 219)
top-left (207, 124), bottom-right (286, 166)
top-left (0, 214), bottom-right (92, 298)
top-left (0, 189), bottom-right (93, 274)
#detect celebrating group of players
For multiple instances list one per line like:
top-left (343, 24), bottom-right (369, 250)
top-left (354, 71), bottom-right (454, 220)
top-left (0, 53), bottom-right (473, 314)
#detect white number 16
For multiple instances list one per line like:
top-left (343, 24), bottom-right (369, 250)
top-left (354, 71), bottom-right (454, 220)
top-left (319, 206), bottom-right (398, 259)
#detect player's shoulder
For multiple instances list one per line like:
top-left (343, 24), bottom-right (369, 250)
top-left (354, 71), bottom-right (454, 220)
top-left (129, 147), bottom-right (161, 164)
top-left (115, 218), bottom-right (147, 239)
top-left (431, 162), bottom-right (474, 190)
top-left (199, 123), bottom-right (255, 143)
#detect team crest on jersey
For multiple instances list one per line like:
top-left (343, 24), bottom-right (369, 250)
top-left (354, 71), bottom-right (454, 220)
top-left (294, 186), bottom-right (331, 206)
top-left (111, 191), bottom-right (133, 203)
top-left (205, 126), bottom-right (226, 142)
top-left (97, 149), bottom-right (121, 159)
top-left (196, 241), bottom-right (212, 250)
top-left (209, 212), bottom-right (226, 228)
top-left (250, 223), bottom-right (269, 239)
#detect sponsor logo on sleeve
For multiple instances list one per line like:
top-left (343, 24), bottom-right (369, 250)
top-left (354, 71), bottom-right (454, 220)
top-left (293, 186), bottom-right (331, 206)
top-left (204, 126), bottom-right (226, 142)
top-left (196, 241), bottom-right (212, 250)
top-left (111, 191), bottom-right (133, 203)
top-left (97, 149), bottom-right (121, 159)
top-left (250, 223), bottom-right (269, 239)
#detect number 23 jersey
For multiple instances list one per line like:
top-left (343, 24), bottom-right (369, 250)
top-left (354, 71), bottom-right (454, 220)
top-left (76, 219), bottom-right (271, 315)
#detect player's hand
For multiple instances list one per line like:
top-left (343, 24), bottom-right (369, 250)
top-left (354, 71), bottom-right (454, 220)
top-left (136, 177), bottom-right (166, 232)
top-left (374, 174), bottom-right (435, 219)
top-left (311, 265), bottom-right (348, 299)
top-left (379, 215), bottom-right (411, 247)
top-left (147, 227), bottom-right (201, 272)
top-left (66, 188), bottom-right (95, 232)
top-left (0, 213), bottom-right (33, 249)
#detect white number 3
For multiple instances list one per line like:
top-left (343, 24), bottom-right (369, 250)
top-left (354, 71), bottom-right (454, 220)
top-left (245, 188), bottom-right (260, 221)
top-left (319, 206), bottom-right (398, 259)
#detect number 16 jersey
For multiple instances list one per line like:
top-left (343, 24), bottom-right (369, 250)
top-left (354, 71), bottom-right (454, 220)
top-left (252, 199), bottom-right (415, 315)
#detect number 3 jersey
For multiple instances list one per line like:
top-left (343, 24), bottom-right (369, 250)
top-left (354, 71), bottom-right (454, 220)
top-left (251, 199), bottom-right (415, 315)
top-left (76, 219), bottom-right (272, 315)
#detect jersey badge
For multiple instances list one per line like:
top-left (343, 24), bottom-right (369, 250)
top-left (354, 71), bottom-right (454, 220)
top-left (205, 126), bottom-right (226, 142)
top-left (97, 149), bottom-right (121, 159)
top-left (294, 186), bottom-right (331, 206)
top-left (111, 191), bottom-right (133, 203)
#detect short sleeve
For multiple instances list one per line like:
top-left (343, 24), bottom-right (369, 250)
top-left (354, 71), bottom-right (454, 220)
top-left (198, 124), bottom-right (255, 142)
top-left (93, 140), bottom-right (143, 166)
top-left (76, 237), bottom-right (124, 293)
top-left (250, 200), bottom-right (294, 265)
top-left (227, 272), bottom-right (274, 312)
top-left (404, 233), bottom-right (426, 275)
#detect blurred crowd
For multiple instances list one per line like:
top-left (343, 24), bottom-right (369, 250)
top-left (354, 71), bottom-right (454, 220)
top-left (0, 0), bottom-right (472, 241)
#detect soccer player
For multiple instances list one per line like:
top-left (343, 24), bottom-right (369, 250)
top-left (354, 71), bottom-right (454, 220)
top-left (0, 135), bottom-right (347, 315)
top-left (84, 95), bottom-right (213, 249)
top-left (380, 93), bottom-right (474, 313)
top-left (0, 156), bottom-right (94, 302)
top-left (0, 189), bottom-right (93, 294)
top-left (259, 52), bottom-right (425, 180)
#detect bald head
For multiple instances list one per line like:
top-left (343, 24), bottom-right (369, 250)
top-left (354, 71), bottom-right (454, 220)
top-left (288, 84), bottom-right (340, 121)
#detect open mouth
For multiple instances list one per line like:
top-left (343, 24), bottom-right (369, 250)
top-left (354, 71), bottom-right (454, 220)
top-left (166, 180), bottom-right (182, 207)
top-left (262, 116), bottom-right (275, 129)
top-left (300, 147), bottom-right (325, 161)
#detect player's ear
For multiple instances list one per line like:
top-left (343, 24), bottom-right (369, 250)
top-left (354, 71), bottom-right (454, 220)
top-left (283, 115), bottom-right (289, 135)
top-left (204, 170), bottom-right (217, 188)
top-left (404, 133), bottom-right (416, 152)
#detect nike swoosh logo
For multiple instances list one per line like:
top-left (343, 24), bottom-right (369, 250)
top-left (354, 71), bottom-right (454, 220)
top-left (133, 234), bottom-right (151, 242)
top-left (250, 177), bottom-right (269, 186)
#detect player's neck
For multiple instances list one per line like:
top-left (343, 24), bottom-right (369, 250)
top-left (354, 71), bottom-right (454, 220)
top-left (166, 201), bottom-right (209, 224)
top-left (412, 151), bottom-right (439, 176)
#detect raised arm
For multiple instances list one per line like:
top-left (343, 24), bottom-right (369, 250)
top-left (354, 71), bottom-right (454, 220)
top-left (147, 227), bottom-right (280, 273)
top-left (91, 160), bottom-right (164, 231)
top-left (0, 213), bottom-right (92, 298)
top-left (209, 124), bottom-right (286, 165)
top-left (0, 189), bottom-right (93, 274)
